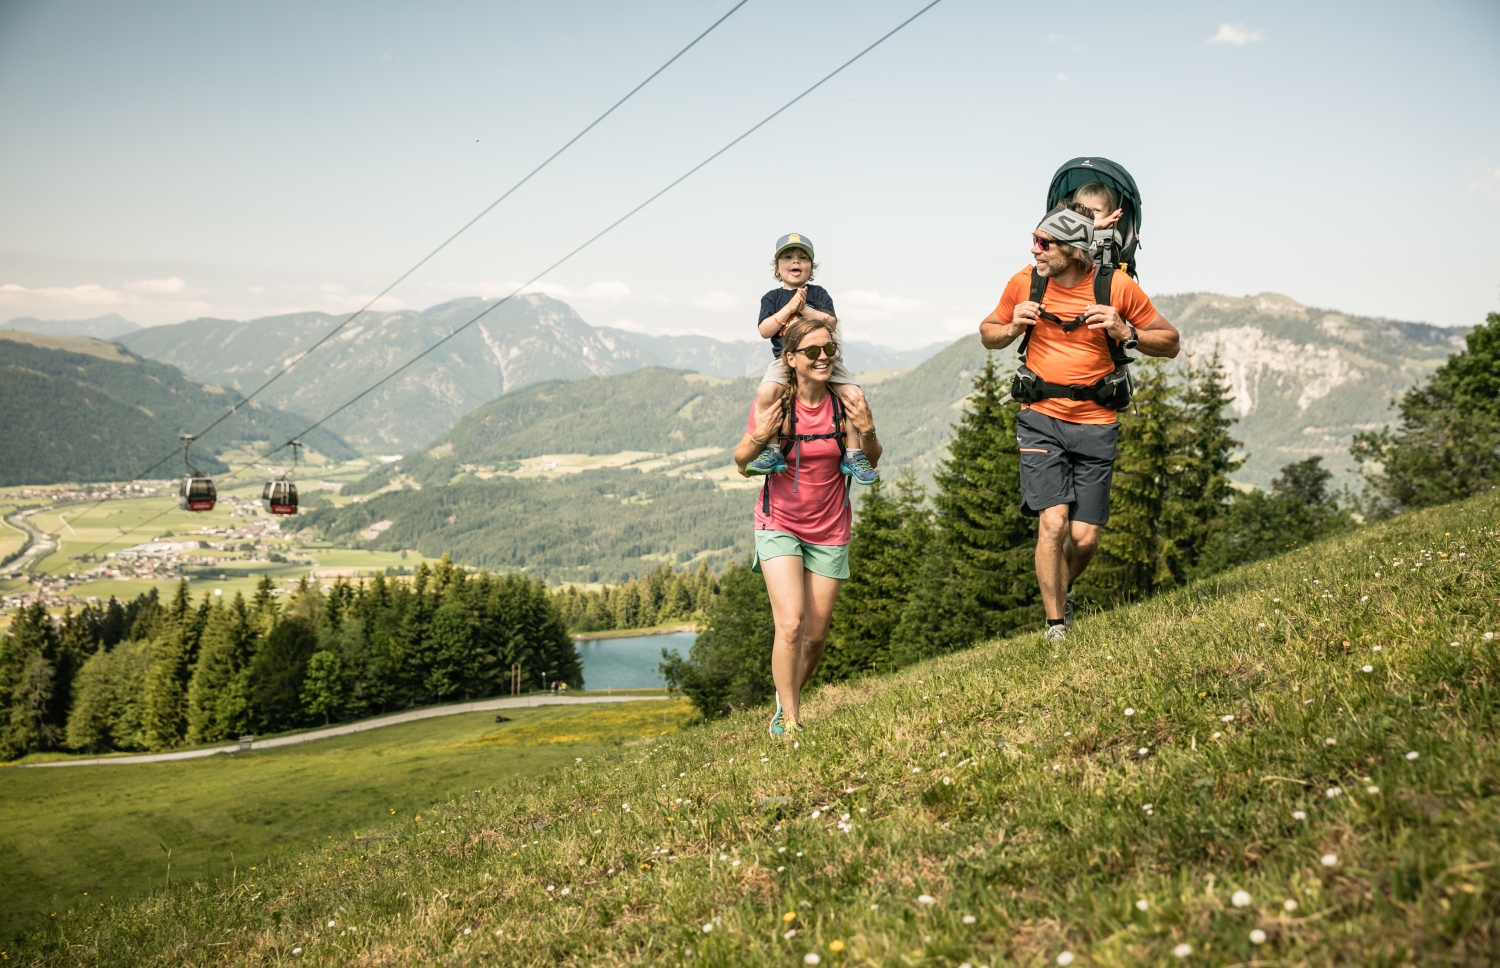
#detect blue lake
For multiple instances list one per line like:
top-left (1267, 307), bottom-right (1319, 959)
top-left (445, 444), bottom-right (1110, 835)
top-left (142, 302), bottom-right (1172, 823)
top-left (576, 630), bottom-right (696, 690)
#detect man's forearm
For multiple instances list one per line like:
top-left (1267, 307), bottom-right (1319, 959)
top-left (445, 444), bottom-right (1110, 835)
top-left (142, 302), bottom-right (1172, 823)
top-left (980, 320), bottom-right (1024, 350)
top-left (1134, 320), bottom-right (1180, 358)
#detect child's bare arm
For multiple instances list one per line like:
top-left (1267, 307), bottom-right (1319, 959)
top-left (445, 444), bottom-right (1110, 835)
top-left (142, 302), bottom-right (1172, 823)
top-left (1094, 208), bottom-right (1123, 231)
top-left (758, 288), bottom-right (808, 339)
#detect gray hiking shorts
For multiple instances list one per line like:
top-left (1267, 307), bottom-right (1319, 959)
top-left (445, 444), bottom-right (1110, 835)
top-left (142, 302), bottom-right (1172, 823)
top-left (1015, 408), bottom-right (1119, 526)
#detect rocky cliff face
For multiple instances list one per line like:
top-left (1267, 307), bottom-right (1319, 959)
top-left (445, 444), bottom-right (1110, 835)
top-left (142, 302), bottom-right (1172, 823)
top-left (1161, 292), bottom-right (1464, 486)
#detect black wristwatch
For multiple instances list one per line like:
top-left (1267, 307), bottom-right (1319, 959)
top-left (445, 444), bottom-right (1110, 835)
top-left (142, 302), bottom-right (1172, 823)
top-left (1123, 324), bottom-right (1139, 350)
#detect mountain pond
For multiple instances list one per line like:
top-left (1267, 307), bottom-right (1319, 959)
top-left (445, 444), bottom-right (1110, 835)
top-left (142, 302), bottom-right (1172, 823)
top-left (575, 630), bottom-right (695, 690)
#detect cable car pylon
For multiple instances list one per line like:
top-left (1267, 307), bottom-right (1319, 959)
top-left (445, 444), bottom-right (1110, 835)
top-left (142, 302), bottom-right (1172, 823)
top-left (177, 435), bottom-right (217, 512)
top-left (262, 440), bottom-right (300, 515)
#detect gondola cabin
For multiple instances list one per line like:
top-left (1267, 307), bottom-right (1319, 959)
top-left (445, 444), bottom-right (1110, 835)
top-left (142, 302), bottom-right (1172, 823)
top-left (179, 476), bottom-right (217, 512)
top-left (262, 479), bottom-right (298, 515)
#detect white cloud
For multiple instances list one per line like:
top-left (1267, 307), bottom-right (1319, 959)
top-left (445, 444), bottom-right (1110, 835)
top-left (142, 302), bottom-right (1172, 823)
top-left (838, 290), bottom-right (929, 321)
top-left (690, 290), bottom-right (738, 313)
top-left (124, 276), bottom-right (187, 294)
top-left (0, 282), bottom-right (126, 306)
top-left (1207, 23), bottom-right (1264, 45)
top-left (1471, 163), bottom-right (1500, 203)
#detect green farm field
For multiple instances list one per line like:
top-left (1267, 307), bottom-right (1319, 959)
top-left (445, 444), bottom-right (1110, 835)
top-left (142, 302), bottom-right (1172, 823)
top-left (12, 490), bottom-right (1498, 965)
top-left (0, 699), bottom-right (693, 941)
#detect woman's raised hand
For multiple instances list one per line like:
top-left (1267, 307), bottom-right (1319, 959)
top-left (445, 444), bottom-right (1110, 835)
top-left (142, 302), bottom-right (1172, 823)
top-left (842, 390), bottom-right (875, 435)
top-left (750, 396), bottom-right (784, 444)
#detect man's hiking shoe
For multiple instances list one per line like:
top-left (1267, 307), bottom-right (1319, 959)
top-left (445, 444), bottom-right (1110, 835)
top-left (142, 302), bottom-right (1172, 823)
top-left (1064, 587), bottom-right (1077, 628)
top-left (769, 696), bottom-right (787, 737)
top-left (747, 445), bottom-right (788, 476)
top-left (1043, 623), bottom-right (1067, 644)
top-left (840, 451), bottom-right (879, 485)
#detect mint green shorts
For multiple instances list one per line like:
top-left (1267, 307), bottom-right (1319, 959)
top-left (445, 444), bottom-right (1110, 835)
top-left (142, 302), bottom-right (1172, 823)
top-left (752, 529), bottom-right (850, 580)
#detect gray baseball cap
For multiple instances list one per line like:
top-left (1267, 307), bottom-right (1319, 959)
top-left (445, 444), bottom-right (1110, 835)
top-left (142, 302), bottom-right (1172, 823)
top-left (774, 233), bottom-right (814, 260)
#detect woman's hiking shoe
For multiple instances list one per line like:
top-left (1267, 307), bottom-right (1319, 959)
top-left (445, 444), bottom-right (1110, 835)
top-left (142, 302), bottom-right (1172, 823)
top-left (769, 696), bottom-right (787, 737)
top-left (747, 445), bottom-right (788, 476)
top-left (840, 450), bottom-right (879, 485)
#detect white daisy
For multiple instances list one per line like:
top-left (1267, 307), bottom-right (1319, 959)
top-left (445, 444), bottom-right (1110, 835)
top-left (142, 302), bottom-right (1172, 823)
top-left (1231, 890), bottom-right (1251, 907)
top-left (1249, 929), bottom-right (1266, 944)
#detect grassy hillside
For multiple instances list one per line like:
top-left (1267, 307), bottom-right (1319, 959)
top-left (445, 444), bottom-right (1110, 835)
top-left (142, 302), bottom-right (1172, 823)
top-left (0, 700), bottom-right (691, 940)
top-left (17, 491), bottom-right (1498, 964)
top-left (0, 331), bottom-right (357, 484)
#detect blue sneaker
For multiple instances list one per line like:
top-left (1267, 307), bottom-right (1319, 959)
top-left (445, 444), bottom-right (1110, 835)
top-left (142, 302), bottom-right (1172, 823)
top-left (747, 444), bottom-right (788, 476)
top-left (840, 449), bottom-right (879, 485)
top-left (769, 695), bottom-right (786, 737)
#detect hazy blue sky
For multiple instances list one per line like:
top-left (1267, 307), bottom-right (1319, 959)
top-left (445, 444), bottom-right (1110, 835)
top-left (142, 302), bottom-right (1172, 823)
top-left (2, 0), bottom-right (1497, 347)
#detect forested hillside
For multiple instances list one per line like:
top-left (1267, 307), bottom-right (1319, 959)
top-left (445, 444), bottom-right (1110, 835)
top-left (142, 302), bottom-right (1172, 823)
top-left (0, 330), bottom-right (356, 484)
top-left (308, 471), bottom-right (754, 583)
top-left (348, 368), bottom-right (756, 492)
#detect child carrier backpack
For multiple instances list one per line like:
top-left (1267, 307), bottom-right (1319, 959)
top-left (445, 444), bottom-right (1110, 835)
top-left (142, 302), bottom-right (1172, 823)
top-left (1047, 156), bottom-right (1142, 279)
top-left (759, 391), bottom-right (852, 515)
top-left (1009, 265), bottom-right (1135, 411)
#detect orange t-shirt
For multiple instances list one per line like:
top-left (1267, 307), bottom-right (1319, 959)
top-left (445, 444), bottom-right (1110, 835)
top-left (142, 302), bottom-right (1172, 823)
top-left (992, 266), bottom-right (1159, 424)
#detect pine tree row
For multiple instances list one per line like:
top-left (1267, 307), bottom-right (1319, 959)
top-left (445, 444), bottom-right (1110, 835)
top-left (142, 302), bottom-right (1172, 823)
top-left (0, 557), bottom-right (579, 759)
top-left (550, 563), bottom-right (720, 633)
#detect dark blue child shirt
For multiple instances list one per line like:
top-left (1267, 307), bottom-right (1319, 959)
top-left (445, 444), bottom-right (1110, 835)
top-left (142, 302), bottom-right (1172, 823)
top-left (759, 285), bottom-right (837, 359)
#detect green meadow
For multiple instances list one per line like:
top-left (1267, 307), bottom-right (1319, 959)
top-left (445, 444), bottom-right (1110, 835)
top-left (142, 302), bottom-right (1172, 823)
top-left (0, 699), bottom-right (692, 941)
top-left (12, 490), bottom-right (1497, 965)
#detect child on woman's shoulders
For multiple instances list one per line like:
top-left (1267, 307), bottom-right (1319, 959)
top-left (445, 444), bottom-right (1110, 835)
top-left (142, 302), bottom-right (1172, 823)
top-left (744, 233), bottom-right (877, 484)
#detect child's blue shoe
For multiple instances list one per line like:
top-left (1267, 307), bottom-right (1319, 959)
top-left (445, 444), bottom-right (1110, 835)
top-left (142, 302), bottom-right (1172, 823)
top-left (747, 444), bottom-right (788, 476)
top-left (840, 449), bottom-right (879, 485)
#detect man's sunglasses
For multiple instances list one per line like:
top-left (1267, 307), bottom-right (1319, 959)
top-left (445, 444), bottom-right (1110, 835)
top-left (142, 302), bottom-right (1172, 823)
top-left (791, 342), bottom-right (839, 361)
top-left (1032, 234), bottom-right (1068, 251)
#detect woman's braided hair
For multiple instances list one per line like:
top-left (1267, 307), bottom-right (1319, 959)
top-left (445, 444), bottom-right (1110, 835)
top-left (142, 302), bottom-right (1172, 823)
top-left (776, 315), bottom-right (837, 442)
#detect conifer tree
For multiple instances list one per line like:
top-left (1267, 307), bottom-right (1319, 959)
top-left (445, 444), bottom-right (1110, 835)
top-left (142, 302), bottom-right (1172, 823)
top-left (186, 593), bottom-right (259, 743)
top-left (0, 602), bottom-right (61, 758)
top-left (662, 563), bottom-right (773, 718)
top-left (822, 471), bottom-right (932, 680)
top-left (300, 650), bottom-right (345, 724)
top-left (1163, 354), bottom-right (1243, 581)
top-left (892, 354), bottom-right (1039, 659)
top-left (1087, 362), bottom-right (1177, 602)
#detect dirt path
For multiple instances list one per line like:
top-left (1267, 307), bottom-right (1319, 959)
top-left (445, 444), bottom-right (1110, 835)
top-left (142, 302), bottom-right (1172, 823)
top-left (23, 693), bottom-right (671, 768)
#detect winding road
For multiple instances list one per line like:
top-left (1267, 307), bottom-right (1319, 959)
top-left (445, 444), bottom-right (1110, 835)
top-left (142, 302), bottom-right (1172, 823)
top-left (24, 693), bottom-right (672, 768)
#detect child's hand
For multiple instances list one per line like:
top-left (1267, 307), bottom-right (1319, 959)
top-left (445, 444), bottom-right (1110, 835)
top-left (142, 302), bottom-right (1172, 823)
top-left (1093, 208), bottom-right (1123, 231)
top-left (788, 287), bottom-right (807, 314)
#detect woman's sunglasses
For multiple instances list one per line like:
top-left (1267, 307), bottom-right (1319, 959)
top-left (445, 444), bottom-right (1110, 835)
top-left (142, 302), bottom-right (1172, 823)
top-left (792, 342), bottom-right (839, 361)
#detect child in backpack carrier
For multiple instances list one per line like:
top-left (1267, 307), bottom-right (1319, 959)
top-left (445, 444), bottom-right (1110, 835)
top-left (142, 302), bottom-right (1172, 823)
top-left (744, 233), bottom-right (878, 484)
top-left (1071, 181), bottom-right (1123, 234)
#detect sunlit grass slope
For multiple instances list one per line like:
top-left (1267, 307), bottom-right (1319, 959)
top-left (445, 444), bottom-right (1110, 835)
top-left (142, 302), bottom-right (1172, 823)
top-left (1, 701), bottom-right (691, 941)
top-left (17, 493), bottom-right (1500, 965)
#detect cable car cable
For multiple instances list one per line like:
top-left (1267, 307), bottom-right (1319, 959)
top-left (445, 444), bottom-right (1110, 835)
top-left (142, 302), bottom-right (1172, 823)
top-left (184, 0), bottom-right (752, 447)
top-left (249, 0), bottom-right (947, 456)
top-left (68, 0), bottom-right (945, 562)
top-left (49, 1), bottom-right (751, 539)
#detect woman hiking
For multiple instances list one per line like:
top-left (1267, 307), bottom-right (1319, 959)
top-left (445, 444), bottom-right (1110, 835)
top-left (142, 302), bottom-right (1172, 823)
top-left (735, 315), bottom-right (882, 737)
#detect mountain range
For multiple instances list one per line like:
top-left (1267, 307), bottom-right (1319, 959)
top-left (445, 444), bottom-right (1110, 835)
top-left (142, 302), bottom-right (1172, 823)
top-left (4, 314), bottom-right (141, 341)
top-left (77, 298), bottom-right (942, 451)
top-left (0, 330), bottom-right (356, 486)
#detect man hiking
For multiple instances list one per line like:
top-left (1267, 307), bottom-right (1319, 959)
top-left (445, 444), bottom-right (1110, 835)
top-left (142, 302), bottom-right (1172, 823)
top-left (979, 202), bottom-right (1180, 642)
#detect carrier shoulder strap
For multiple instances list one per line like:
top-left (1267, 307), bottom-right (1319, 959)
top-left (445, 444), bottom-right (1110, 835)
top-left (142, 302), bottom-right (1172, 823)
top-left (759, 392), bottom-right (852, 514)
top-left (1094, 265), bottom-right (1133, 368)
top-left (1017, 269), bottom-right (1049, 360)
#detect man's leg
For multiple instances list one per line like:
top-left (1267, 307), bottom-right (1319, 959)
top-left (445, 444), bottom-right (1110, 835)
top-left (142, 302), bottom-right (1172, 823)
top-left (1064, 520), bottom-right (1101, 588)
top-left (1036, 504), bottom-right (1071, 621)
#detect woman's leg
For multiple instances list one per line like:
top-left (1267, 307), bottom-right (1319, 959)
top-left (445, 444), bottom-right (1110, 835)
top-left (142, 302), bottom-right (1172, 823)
top-left (759, 554), bottom-right (806, 727)
top-left (792, 570), bottom-right (841, 717)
